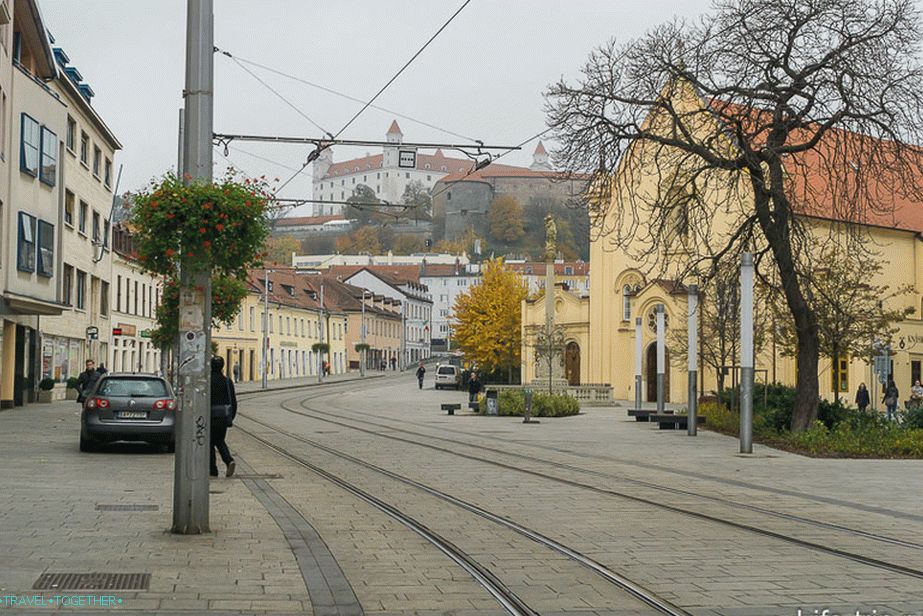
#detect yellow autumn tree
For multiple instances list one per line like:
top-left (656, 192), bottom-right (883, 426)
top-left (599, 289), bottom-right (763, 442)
top-left (452, 258), bottom-right (528, 382)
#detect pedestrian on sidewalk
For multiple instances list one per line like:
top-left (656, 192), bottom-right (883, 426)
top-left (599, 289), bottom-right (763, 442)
top-left (467, 372), bottom-right (482, 404)
top-left (210, 356), bottom-right (237, 478)
top-left (76, 360), bottom-right (100, 403)
top-left (855, 383), bottom-right (870, 412)
top-left (416, 362), bottom-right (426, 389)
top-left (883, 378), bottom-right (899, 422)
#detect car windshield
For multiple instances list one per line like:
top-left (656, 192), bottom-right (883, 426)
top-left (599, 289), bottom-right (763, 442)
top-left (96, 378), bottom-right (168, 398)
top-left (437, 367), bottom-right (456, 375)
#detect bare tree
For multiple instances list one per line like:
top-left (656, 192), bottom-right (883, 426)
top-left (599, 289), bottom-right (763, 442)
top-left (546, 0), bottom-right (923, 430)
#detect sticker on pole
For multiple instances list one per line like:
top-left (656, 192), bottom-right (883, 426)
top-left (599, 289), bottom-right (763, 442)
top-left (179, 288), bottom-right (206, 330)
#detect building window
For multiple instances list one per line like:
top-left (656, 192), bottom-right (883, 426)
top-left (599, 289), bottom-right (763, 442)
top-left (64, 190), bottom-right (74, 227)
top-left (20, 113), bottom-right (39, 176)
top-left (17, 212), bottom-right (35, 272)
top-left (100, 281), bottom-right (109, 316)
top-left (63, 265), bottom-right (73, 305)
top-left (78, 201), bottom-right (88, 234)
top-left (80, 132), bottom-right (89, 166)
top-left (134, 280), bottom-right (139, 315)
top-left (104, 158), bottom-right (112, 188)
top-left (116, 275), bottom-right (121, 312)
top-left (92, 211), bottom-right (100, 243)
top-left (37, 220), bottom-right (54, 277)
top-left (93, 146), bottom-right (101, 178)
top-left (250, 306), bottom-right (255, 331)
top-left (622, 285), bottom-right (633, 321)
top-left (39, 127), bottom-right (57, 186)
top-left (0, 92), bottom-right (6, 160)
top-left (446, 192), bottom-right (451, 201)
top-left (66, 115), bottom-right (76, 152)
top-left (832, 356), bottom-right (849, 393)
top-left (76, 270), bottom-right (86, 310)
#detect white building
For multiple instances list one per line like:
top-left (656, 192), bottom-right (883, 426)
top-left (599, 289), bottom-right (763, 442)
top-left (333, 267), bottom-right (433, 366)
top-left (311, 120), bottom-right (472, 216)
top-left (293, 251), bottom-right (468, 270)
top-left (39, 42), bottom-right (121, 396)
top-left (418, 261), bottom-right (480, 350)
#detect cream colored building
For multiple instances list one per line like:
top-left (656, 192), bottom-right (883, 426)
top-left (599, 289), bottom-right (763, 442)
top-left (524, 81), bottom-right (923, 407)
top-left (38, 43), bottom-right (120, 396)
top-left (521, 283), bottom-right (590, 386)
top-left (213, 270), bottom-right (348, 383)
top-left (1, 1), bottom-right (65, 407)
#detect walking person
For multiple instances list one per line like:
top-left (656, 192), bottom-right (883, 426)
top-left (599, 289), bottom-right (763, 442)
top-left (883, 378), bottom-right (899, 422)
top-left (855, 383), bottom-right (870, 412)
top-left (209, 356), bottom-right (237, 478)
top-left (76, 360), bottom-right (100, 403)
top-left (467, 372), bottom-right (482, 404)
top-left (416, 362), bottom-right (426, 390)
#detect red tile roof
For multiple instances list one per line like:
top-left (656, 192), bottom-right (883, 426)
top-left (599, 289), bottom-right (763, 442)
top-left (534, 141), bottom-right (547, 155)
top-left (319, 151), bottom-right (473, 180)
top-left (437, 162), bottom-right (580, 184)
top-left (506, 262), bottom-right (589, 276)
top-left (387, 120), bottom-right (402, 135)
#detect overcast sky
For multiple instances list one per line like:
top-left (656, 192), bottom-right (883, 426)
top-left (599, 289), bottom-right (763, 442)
top-left (41, 0), bottom-right (711, 208)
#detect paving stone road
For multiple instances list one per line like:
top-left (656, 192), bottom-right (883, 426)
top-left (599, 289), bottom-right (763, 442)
top-left (0, 373), bottom-right (920, 616)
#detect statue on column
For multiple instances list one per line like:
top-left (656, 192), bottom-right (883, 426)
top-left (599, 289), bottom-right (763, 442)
top-left (544, 214), bottom-right (557, 262)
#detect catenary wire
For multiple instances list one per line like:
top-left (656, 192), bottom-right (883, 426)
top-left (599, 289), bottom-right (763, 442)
top-left (271, 0), bottom-right (473, 196)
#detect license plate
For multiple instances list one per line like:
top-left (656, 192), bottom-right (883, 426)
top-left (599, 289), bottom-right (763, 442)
top-left (118, 411), bottom-right (147, 419)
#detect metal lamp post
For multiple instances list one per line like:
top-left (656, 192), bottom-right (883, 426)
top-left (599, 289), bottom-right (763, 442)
top-left (360, 290), bottom-right (368, 377)
top-left (687, 285), bottom-right (699, 436)
top-left (634, 316), bottom-right (643, 410)
top-left (656, 304), bottom-right (666, 414)
top-left (740, 253), bottom-right (755, 454)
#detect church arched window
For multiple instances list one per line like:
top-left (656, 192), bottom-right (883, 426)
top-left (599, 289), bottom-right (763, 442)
top-left (622, 285), bottom-right (633, 321)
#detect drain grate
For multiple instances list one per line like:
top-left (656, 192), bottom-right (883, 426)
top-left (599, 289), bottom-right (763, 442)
top-left (33, 573), bottom-right (151, 591)
top-left (96, 504), bottom-right (159, 512)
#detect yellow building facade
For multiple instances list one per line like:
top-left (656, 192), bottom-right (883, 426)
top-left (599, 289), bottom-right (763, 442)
top-left (525, 83), bottom-right (923, 407)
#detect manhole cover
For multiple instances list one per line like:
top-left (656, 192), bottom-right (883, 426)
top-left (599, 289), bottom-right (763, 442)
top-left (233, 473), bottom-right (282, 480)
top-left (33, 573), bottom-right (150, 591)
top-left (96, 504), bottom-right (159, 512)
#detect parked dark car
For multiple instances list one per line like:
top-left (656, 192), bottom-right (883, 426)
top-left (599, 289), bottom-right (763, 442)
top-left (79, 374), bottom-right (176, 452)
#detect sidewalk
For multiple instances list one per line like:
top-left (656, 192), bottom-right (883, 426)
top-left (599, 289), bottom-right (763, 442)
top-left (234, 371), bottom-right (387, 394)
top-left (0, 398), bottom-right (312, 613)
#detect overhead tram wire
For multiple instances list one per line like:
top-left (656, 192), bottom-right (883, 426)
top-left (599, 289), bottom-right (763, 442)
top-left (270, 0), bottom-right (473, 196)
top-left (215, 49), bottom-right (476, 142)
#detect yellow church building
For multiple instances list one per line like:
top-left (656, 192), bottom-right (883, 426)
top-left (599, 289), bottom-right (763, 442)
top-left (523, 82), bottom-right (923, 408)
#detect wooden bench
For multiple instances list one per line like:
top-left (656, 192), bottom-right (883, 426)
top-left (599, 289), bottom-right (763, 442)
top-left (627, 409), bottom-right (673, 422)
top-left (441, 403), bottom-right (461, 416)
top-left (649, 414), bottom-right (706, 430)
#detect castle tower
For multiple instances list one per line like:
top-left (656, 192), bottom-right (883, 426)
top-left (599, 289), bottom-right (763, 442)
top-left (313, 146), bottom-right (333, 181)
top-left (383, 120), bottom-right (403, 168)
top-left (530, 141), bottom-right (552, 171)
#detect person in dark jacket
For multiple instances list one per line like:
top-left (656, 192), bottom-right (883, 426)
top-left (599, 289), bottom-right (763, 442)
top-left (467, 373), bottom-right (482, 403)
top-left (883, 378), bottom-right (899, 422)
top-left (210, 356), bottom-right (237, 477)
top-left (416, 362), bottom-right (426, 389)
top-left (76, 360), bottom-right (100, 402)
top-left (855, 383), bottom-right (870, 412)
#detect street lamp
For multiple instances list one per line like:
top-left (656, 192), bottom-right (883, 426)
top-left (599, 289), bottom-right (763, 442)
top-left (360, 289), bottom-right (369, 377)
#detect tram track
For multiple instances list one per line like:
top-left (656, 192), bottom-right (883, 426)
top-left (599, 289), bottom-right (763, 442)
top-left (237, 413), bottom-right (693, 616)
top-left (239, 387), bottom-right (923, 582)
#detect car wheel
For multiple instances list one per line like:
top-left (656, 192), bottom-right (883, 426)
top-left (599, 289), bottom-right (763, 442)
top-left (79, 431), bottom-right (97, 453)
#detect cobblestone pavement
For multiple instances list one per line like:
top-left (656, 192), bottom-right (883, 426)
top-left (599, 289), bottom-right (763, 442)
top-left (1, 375), bottom-right (921, 615)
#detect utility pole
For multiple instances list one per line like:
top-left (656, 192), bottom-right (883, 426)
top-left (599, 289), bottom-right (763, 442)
top-left (634, 316), bottom-right (642, 410)
top-left (262, 268), bottom-right (270, 389)
top-left (656, 304), bottom-right (666, 415)
top-left (172, 0), bottom-right (213, 535)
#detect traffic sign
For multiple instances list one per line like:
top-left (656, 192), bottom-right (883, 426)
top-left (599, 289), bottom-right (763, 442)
top-left (398, 150), bottom-right (417, 169)
top-left (140, 329), bottom-right (152, 339)
top-left (85, 326), bottom-right (99, 341)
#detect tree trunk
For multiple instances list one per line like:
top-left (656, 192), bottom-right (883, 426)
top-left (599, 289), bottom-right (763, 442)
top-left (832, 348), bottom-right (840, 404)
top-left (754, 162), bottom-right (820, 432)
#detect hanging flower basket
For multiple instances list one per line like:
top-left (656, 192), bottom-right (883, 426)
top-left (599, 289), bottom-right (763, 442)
top-left (127, 171), bottom-right (271, 278)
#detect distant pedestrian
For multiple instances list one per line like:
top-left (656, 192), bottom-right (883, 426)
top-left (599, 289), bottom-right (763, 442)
top-left (232, 363), bottom-right (241, 382)
top-left (210, 356), bottom-right (237, 478)
top-left (883, 378), bottom-right (899, 421)
top-left (416, 362), bottom-right (426, 389)
top-left (76, 360), bottom-right (100, 403)
top-left (97, 364), bottom-right (108, 375)
top-left (855, 383), bottom-right (870, 412)
top-left (467, 373), bottom-right (482, 403)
